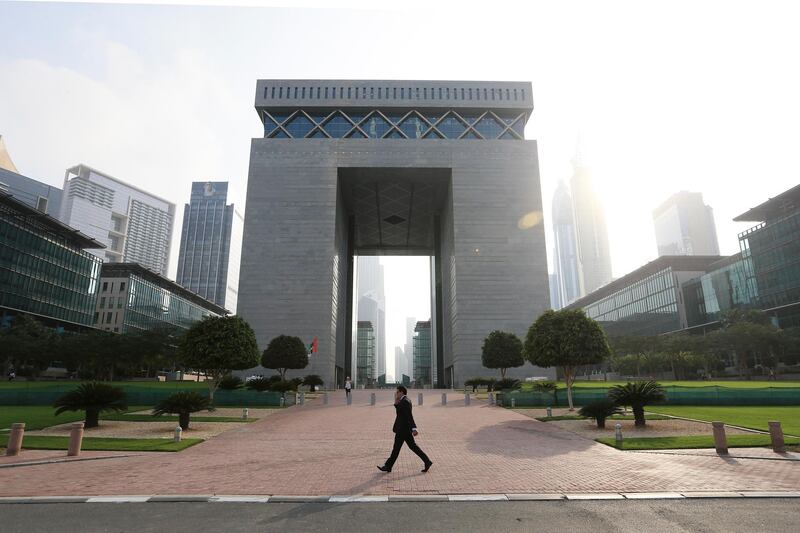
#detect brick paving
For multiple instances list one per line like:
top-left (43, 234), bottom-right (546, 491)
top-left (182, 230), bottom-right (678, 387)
top-left (1, 389), bottom-right (799, 497)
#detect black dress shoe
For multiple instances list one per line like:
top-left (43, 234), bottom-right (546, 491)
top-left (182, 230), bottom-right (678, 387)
top-left (421, 461), bottom-right (433, 473)
top-left (377, 465), bottom-right (391, 472)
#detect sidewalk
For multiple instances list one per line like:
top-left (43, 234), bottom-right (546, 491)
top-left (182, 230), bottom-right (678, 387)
top-left (1, 389), bottom-right (798, 497)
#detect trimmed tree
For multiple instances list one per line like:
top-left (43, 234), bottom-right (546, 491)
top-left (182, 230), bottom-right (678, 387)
top-left (524, 309), bottom-right (611, 410)
top-left (53, 382), bottom-right (128, 428)
top-left (179, 315), bottom-right (260, 401)
top-left (608, 380), bottom-right (666, 427)
top-left (481, 330), bottom-right (524, 378)
top-left (578, 398), bottom-right (622, 428)
top-left (261, 335), bottom-right (309, 380)
top-left (152, 391), bottom-right (214, 430)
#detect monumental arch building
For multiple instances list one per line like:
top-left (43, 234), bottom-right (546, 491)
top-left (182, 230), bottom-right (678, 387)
top-left (239, 80), bottom-right (552, 388)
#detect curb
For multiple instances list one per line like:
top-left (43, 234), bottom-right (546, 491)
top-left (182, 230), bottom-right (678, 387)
top-left (1, 491), bottom-right (800, 504)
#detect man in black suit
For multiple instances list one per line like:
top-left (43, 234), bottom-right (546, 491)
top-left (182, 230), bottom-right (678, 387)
top-left (378, 385), bottom-right (433, 473)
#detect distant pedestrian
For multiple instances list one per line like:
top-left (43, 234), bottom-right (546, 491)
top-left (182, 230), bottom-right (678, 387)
top-left (8, 370), bottom-right (15, 381)
top-left (344, 376), bottom-right (352, 398)
top-left (378, 385), bottom-right (432, 473)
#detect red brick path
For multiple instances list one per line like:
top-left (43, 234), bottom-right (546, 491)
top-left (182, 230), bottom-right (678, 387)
top-left (2, 390), bottom-right (798, 496)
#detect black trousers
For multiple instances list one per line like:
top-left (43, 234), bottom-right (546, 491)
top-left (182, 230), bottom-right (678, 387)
top-left (385, 431), bottom-right (430, 468)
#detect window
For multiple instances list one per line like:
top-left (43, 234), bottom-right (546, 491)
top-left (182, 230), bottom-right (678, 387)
top-left (105, 312), bottom-right (113, 324)
top-left (118, 297), bottom-right (124, 309)
top-left (120, 282), bottom-right (126, 292)
top-left (93, 312), bottom-right (99, 323)
top-left (36, 197), bottom-right (48, 213)
top-left (100, 297), bottom-right (106, 308)
top-left (102, 282), bottom-right (108, 292)
top-left (302, 87), bottom-right (306, 98)
top-left (279, 87), bottom-right (283, 98)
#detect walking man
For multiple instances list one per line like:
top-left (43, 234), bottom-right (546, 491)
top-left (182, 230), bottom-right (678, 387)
top-left (378, 385), bottom-right (433, 473)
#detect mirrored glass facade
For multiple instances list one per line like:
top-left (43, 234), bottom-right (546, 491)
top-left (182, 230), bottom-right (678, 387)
top-left (413, 321), bottom-right (432, 385)
top-left (0, 193), bottom-right (101, 327)
top-left (682, 255), bottom-right (755, 328)
top-left (356, 321), bottom-right (375, 387)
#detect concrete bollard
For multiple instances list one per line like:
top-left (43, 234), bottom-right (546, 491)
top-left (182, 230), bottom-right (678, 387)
top-left (510, 397), bottom-right (515, 408)
top-left (465, 393), bottom-right (471, 406)
top-left (441, 393), bottom-right (447, 406)
top-left (174, 426), bottom-right (182, 443)
top-left (488, 393), bottom-right (494, 406)
top-left (712, 421), bottom-right (728, 455)
top-left (370, 393), bottom-right (376, 406)
top-left (615, 423), bottom-right (623, 444)
top-left (323, 392), bottom-right (329, 405)
top-left (67, 422), bottom-right (84, 457)
top-left (5, 423), bottom-right (25, 456)
top-left (769, 421), bottom-right (785, 453)
top-left (346, 393), bottom-right (352, 406)
top-left (242, 408), bottom-right (249, 420)
top-left (299, 392), bottom-right (305, 405)
top-left (280, 397), bottom-right (286, 407)
top-left (418, 393), bottom-right (423, 406)
top-left (546, 406), bottom-right (553, 418)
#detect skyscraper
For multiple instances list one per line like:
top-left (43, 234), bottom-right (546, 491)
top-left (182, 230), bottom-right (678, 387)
top-left (570, 152), bottom-right (612, 294)
top-left (176, 182), bottom-right (243, 312)
top-left (551, 179), bottom-right (583, 306)
top-left (653, 191), bottom-right (720, 257)
top-left (356, 320), bottom-right (375, 387)
top-left (59, 164), bottom-right (175, 276)
top-left (356, 256), bottom-right (386, 379)
top-left (412, 320), bottom-right (432, 385)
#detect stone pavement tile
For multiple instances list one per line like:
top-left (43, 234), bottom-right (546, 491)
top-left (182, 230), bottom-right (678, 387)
top-left (681, 492), bottom-right (743, 498)
top-left (1, 389), bottom-right (799, 498)
top-left (566, 493), bottom-right (625, 500)
top-left (622, 492), bottom-right (685, 499)
top-left (506, 494), bottom-right (565, 501)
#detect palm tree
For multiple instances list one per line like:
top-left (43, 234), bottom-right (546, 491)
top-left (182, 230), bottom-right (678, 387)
top-left (53, 382), bottom-right (128, 429)
top-left (578, 398), bottom-right (622, 428)
top-left (152, 391), bottom-right (214, 430)
top-left (532, 380), bottom-right (559, 406)
top-left (608, 381), bottom-right (666, 427)
top-left (302, 374), bottom-right (324, 392)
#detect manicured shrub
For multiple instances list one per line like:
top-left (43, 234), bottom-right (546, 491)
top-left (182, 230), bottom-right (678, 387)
top-left (608, 380), bottom-right (666, 427)
top-left (494, 378), bottom-right (521, 391)
top-left (53, 382), bottom-right (128, 429)
top-left (269, 380), bottom-right (296, 394)
top-left (532, 380), bottom-right (559, 406)
top-left (578, 398), bottom-right (622, 428)
top-left (218, 375), bottom-right (243, 390)
top-left (245, 377), bottom-right (272, 392)
top-left (302, 374), bottom-right (324, 391)
top-left (152, 391), bottom-right (214, 430)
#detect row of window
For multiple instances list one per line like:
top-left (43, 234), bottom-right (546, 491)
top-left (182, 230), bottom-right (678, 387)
top-left (263, 109), bottom-right (526, 140)
top-left (265, 85), bottom-right (526, 103)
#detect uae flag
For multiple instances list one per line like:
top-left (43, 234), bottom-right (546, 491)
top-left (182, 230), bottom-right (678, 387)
top-left (308, 337), bottom-right (318, 354)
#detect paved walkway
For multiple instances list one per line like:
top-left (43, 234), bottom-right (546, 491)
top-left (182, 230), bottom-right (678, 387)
top-left (2, 390), bottom-right (799, 497)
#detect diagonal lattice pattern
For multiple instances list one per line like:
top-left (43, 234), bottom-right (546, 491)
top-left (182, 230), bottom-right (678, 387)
top-left (263, 109), bottom-right (526, 140)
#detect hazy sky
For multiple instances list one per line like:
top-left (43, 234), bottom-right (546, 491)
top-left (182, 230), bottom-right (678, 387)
top-left (2, 0), bottom-right (799, 368)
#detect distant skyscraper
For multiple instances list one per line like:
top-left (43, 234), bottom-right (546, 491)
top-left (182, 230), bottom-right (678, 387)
top-left (176, 182), bottom-right (243, 312)
top-left (394, 346), bottom-right (404, 382)
top-left (653, 191), bottom-right (720, 257)
top-left (548, 273), bottom-right (562, 310)
top-left (570, 150), bottom-right (612, 294)
top-left (412, 320), bottom-right (432, 385)
top-left (356, 257), bottom-right (386, 379)
top-left (552, 179), bottom-right (583, 306)
top-left (356, 320), bottom-right (375, 387)
top-left (403, 316), bottom-right (416, 380)
top-left (59, 164), bottom-right (175, 276)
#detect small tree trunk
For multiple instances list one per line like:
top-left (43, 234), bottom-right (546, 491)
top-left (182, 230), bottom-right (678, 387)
top-left (565, 367), bottom-right (575, 410)
top-left (85, 409), bottom-right (100, 429)
top-left (500, 368), bottom-right (506, 379)
top-left (633, 406), bottom-right (645, 427)
top-left (597, 416), bottom-right (606, 429)
top-left (179, 412), bottom-right (190, 430)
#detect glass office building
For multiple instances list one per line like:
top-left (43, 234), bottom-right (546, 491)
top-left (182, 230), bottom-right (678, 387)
top-left (735, 184), bottom-right (800, 327)
top-left (176, 182), bottom-right (242, 312)
top-left (567, 256), bottom-right (721, 337)
top-left (682, 254), bottom-right (756, 330)
top-left (96, 263), bottom-right (226, 333)
top-left (413, 320), bottom-right (432, 385)
top-left (355, 320), bottom-right (375, 387)
top-left (0, 191), bottom-right (102, 329)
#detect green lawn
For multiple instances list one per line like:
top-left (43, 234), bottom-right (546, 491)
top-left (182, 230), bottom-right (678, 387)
top-left (597, 434), bottom-right (800, 450)
top-left (519, 380), bottom-right (800, 391)
top-left (107, 414), bottom-right (256, 423)
top-left (645, 406), bottom-right (800, 437)
top-left (534, 414), bottom-right (670, 422)
top-left (0, 381), bottom-right (208, 391)
top-left (0, 405), bottom-right (149, 431)
top-left (0, 434), bottom-right (202, 452)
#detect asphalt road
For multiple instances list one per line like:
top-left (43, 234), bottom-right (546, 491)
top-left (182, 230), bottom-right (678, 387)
top-left (1, 500), bottom-right (799, 532)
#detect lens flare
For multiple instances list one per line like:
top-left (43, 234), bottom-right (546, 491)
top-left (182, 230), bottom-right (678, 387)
top-left (517, 211), bottom-right (543, 230)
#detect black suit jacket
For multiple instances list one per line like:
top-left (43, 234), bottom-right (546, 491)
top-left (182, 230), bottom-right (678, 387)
top-left (392, 396), bottom-right (417, 435)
